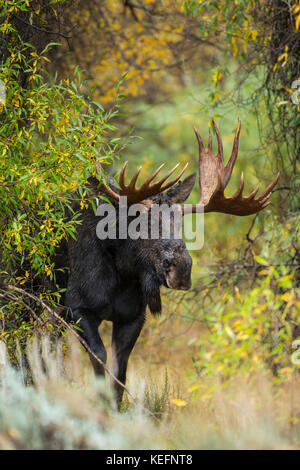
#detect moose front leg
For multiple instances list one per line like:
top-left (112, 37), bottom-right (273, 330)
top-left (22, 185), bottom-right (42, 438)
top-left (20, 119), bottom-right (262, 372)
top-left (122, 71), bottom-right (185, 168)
top-left (111, 314), bottom-right (145, 408)
top-left (71, 309), bottom-right (107, 376)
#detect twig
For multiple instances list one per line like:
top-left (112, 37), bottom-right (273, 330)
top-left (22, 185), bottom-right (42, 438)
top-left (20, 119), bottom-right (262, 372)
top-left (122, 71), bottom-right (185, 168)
top-left (13, 14), bottom-right (71, 40)
top-left (246, 214), bottom-right (258, 244)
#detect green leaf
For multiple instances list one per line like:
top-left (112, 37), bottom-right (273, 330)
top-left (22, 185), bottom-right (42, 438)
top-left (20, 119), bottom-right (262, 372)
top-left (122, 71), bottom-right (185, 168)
top-left (254, 256), bottom-right (269, 266)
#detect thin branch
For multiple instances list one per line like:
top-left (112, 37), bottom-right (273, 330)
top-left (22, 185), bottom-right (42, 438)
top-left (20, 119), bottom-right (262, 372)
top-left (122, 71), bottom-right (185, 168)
top-left (13, 14), bottom-right (71, 40)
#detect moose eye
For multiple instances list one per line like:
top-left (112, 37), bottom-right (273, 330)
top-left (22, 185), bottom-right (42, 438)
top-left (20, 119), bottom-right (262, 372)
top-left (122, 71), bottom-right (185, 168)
top-left (163, 259), bottom-right (172, 270)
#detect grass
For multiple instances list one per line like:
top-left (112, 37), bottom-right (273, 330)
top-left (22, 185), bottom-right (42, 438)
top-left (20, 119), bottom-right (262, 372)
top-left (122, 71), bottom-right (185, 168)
top-left (1, 320), bottom-right (300, 450)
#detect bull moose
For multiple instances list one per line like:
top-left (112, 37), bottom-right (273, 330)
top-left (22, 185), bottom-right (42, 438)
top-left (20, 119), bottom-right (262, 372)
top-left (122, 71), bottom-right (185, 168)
top-left (56, 119), bottom-right (279, 407)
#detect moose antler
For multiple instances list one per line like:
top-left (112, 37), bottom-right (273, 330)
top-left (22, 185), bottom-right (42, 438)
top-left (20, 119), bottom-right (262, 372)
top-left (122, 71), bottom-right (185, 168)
top-left (183, 119), bottom-right (280, 216)
top-left (98, 160), bottom-right (189, 205)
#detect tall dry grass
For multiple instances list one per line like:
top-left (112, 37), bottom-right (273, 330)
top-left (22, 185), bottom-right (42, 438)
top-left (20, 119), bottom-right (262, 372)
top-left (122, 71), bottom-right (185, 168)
top-left (1, 330), bottom-right (300, 450)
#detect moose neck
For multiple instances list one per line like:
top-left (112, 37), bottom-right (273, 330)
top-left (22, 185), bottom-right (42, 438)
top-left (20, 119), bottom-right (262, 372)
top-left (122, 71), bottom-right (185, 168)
top-left (109, 237), bottom-right (163, 316)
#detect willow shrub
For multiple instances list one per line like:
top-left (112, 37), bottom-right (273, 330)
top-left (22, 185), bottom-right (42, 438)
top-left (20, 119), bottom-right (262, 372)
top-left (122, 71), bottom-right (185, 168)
top-left (0, 1), bottom-right (127, 359)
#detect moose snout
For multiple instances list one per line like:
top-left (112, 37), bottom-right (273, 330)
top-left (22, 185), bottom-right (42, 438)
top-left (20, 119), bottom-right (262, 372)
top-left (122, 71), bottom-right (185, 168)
top-left (165, 259), bottom-right (192, 291)
top-left (166, 274), bottom-right (192, 290)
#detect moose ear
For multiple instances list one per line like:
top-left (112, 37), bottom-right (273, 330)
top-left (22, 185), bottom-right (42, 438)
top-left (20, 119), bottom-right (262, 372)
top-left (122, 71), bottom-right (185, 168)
top-left (167, 173), bottom-right (196, 203)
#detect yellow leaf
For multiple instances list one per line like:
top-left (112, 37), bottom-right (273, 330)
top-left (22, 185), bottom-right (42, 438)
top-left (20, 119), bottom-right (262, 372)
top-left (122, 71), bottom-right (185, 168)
top-left (292, 5), bottom-right (300, 14)
top-left (280, 292), bottom-right (293, 302)
top-left (212, 71), bottom-right (222, 83)
top-left (188, 385), bottom-right (200, 393)
top-left (232, 37), bottom-right (238, 57)
top-left (296, 14), bottom-right (300, 30)
top-left (251, 30), bottom-right (258, 41)
top-left (258, 269), bottom-right (269, 275)
top-left (278, 52), bottom-right (288, 62)
top-left (234, 286), bottom-right (241, 300)
top-left (171, 398), bottom-right (187, 407)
